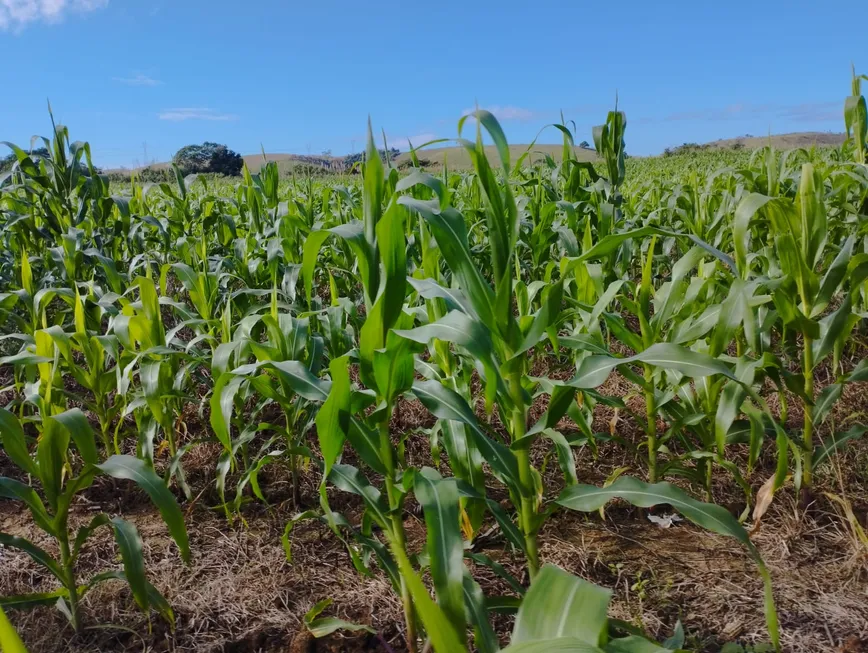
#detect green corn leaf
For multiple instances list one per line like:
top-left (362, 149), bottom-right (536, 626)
top-left (566, 343), bottom-right (734, 389)
top-left (563, 227), bottom-right (734, 275)
top-left (462, 571), bottom-right (500, 653)
top-left (813, 236), bottom-right (854, 316)
top-left (414, 468), bottom-right (466, 633)
top-left (714, 381), bottom-right (747, 455)
top-left (396, 170), bottom-right (447, 208)
top-left (233, 360), bottom-right (330, 401)
top-left (0, 478), bottom-right (55, 535)
top-left (331, 221), bottom-right (378, 302)
top-left (0, 589), bottom-right (69, 610)
top-left (363, 117), bottom-right (385, 248)
top-left (97, 455), bottom-right (190, 563)
top-left (813, 426), bottom-right (868, 468)
top-left (558, 335), bottom-right (610, 356)
top-left (209, 373), bottom-right (246, 452)
top-left (396, 310), bottom-right (503, 405)
top-left (412, 380), bottom-right (522, 493)
top-left (302, 230), bottom-right (332, 306)
top-left (305, 613), bottom-right (374, 639)
top-left (458, 482), bottom-right (527, 555)
top-left (85, 570), bottom-right (175, 628)
top-left (557, 477), bottom-right (750, 547)
top-left (375, 199), bottom-right (408, 334)
top-left (391, 539), bottom-right (466, 653)
top-left (526, 385), bottom-right (578, 437)
top-left (733, 193), bottom-right (774, 278)
top-left (556, 476), bottom-right (778, 647)
top-left (812, 295), bottom-right (853, 367)
top-left (511, 564), bottom-right (610, 646)
top-left (772, 288), bottom-right (820, 339)
top-left (72, 513), bottom-right (110, 562)
top-left (398, 197), bottom-right (497, 332)
top-left (408, 277), bottom-right (477, 318)
top-left (0, 606), bottom-right (29, 653)
top-left (327, 464), bottom-right (391, 530)
top-left (797, 164), bottom-right (827, 270)
top-left (0, 533), bottom-right (65, 583)
top-left (346, 417), bottom-right (387, 476)
top-left (109, 517), bottom-right (149, 615)
top-left (35, 422), bottom-right (69, 512)
top-left (0, 408), bottom-right (37, 476)
top-left (812, 383), bottom-right (843, 426)
top-left (48, 408), bottom-right (98, 466)
top-left (372, 311), bottom-right (417, 404)
top-left (316, 356), bottom-right (351, 478)
top-left (515, 281), bottom-right (564, 356)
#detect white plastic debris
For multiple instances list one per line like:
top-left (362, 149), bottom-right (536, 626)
top-left (647, 513), bottom-right (683, 528)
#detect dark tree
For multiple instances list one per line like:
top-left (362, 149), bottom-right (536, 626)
top-left (172, 142), bottom-right (243, 176)
top-left (342, 147), bottom-right (401, 169)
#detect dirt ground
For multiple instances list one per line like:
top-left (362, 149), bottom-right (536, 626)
top-left (2, 369), bottom-right (867, 653)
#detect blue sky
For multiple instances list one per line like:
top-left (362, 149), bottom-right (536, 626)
top-left (1, 0), bottom-right (863, 168)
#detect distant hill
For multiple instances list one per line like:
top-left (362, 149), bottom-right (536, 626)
top-left (107, 132), bottom-right (847, 174)
top-left (687, 131), bottom-right (845, 151)
top-left (394, 144), bottom-right (599, 169)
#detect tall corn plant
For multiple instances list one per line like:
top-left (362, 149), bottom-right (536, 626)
top-left (845, 65), bottom-right (868, 163)
top-left (299, 120), bottom-right (423, 649)
top-left (734, 163), bottom-right (868, 498)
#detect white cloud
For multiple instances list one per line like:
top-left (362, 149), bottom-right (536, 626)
top-left (114, 74), bottom-right (162, 87)
top-left (462, 105), bottom-right (536, 121)
top-left (158, 108), bottom-right (238, 122)
top-left (0, 0), bottom-right (108, 31)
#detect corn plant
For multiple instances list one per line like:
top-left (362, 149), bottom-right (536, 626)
top-left (845, 65), bottom-right (867, 163)
top-left (0, 409), bottom-right (189, 630)
top-left (734, 164), bottom-right (868, 498)
top-left (397, 112), bottom-right (781, 648)
top-left (210, 312), bottom-right (324, 510)
top-left (381, 464), bottom-right (685, 652)
top-left (294, 121), bottom-right (427, 649)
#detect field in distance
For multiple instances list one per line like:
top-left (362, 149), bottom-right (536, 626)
top-left (110, 131), bottom-right (845, 174)
top-left (246, 131), bottom-right (846, 169)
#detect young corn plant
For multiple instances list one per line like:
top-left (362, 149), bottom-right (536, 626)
top-left (384, 465), bottom-right (686, 653)
top-left (294, 120), bottom-right (425, 650)
top-left (210, 312), bottom-right (324, 511)
top-left (0, 408), bottom-right (189, 630)
top-left (113, 275), bottom-right (203, 496)
top-left (734, 164), bottom-right (868, 499)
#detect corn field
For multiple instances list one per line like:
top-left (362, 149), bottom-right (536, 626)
top-left (1, 70), bottom-right (867, 653)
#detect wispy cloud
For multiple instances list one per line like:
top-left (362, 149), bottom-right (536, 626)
top-left (0, 0), bottom-right (108, 31)
top-left (462, 105), bottom-right (537, 122)
top-left (158, 108), bottom-right (238, 122)
top-left (114, 74), bottom-right (162, 87)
